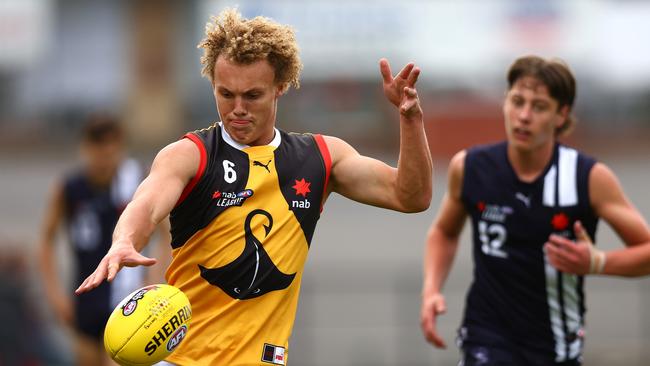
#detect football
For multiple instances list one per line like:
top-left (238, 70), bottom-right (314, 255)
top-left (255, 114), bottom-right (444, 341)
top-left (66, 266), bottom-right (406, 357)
top-left (104, 284), bottom-right (192, 366)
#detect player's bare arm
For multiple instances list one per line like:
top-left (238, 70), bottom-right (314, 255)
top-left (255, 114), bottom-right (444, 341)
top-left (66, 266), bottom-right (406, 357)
top-left (545, 162), bottom-right (650, 276)
top-left (38, 181), bottom-right (74, 326)
top-left (324, 59), bottom-right (432, 212)
top-left (145, 216), bottom-right (173, 285)
top-left (421, 150), bottom-right (467, 348)
top-left (76, 138), bottom-right (200, 294)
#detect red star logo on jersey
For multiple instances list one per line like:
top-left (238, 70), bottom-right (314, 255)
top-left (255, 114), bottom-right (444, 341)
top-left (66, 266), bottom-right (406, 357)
top-left (212, 191), bottom-right (221, 199)
top-left (477, 201), bottom-right (486, 212)
top-left (551, 212), bottom-right (570, 231)
top-left (292, 178), bottom-right (311, 197)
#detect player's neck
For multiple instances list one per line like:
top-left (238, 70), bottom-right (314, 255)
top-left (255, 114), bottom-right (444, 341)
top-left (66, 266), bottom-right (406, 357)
top-left (86, 167), bottom-right (116, 188)
top-left (507, 141), bottom-right (555, 183)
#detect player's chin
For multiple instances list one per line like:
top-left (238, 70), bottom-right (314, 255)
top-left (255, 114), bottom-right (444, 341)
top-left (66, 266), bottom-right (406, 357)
top-left (509, 138), bottom-right (535, 152)
top-left (226, 125), bottom-right (254, 144)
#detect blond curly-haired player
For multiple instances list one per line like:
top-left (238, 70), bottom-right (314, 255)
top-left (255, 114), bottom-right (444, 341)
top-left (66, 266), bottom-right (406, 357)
top-left (76, 8), bottom-right (432, 365)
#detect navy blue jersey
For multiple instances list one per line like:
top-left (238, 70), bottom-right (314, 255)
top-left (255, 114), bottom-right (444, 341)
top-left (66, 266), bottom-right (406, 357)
top-left (62, 159), bottom-right (143, 338)
top-left (460, 142), bottom-right (598, 363)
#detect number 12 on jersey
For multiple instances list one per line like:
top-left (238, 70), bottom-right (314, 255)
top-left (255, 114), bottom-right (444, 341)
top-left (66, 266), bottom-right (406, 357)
top-left (479, 220), bottom-right (508, 258)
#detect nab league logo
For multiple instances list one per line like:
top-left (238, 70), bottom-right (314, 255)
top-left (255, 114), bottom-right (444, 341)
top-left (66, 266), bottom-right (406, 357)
top-left (291, 178), bottom-right (311, 209)
top-left (212, 189), bottom-right (254, 207)
top-left (476, 201), bottom-right (513, 223)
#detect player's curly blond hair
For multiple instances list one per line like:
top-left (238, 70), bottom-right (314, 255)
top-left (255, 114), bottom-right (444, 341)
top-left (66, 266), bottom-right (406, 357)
top-left (198, 8), bottom-right (302, 91)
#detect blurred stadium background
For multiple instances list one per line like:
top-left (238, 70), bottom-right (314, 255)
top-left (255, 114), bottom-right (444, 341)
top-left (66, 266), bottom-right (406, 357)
top-left (1, 0), bottom-right (649, 365)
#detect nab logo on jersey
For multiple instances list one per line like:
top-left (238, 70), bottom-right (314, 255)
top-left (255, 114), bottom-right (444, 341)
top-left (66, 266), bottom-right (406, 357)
top-left (291, 178), bottom-right (311, 209)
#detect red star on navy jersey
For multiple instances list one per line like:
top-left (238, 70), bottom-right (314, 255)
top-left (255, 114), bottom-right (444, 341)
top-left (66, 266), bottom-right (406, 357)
top-left (292, 178), bottom-right (311, 197)
top-left (551, 213), bottom-right (570, 231)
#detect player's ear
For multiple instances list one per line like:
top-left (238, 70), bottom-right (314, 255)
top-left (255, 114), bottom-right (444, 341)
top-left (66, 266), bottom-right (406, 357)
top-left (556, 105), bottom-right (570, 127)
top-left (275, 83), bottom-right (288, 97)
top-left (559, 104), bottom-right (570, 119)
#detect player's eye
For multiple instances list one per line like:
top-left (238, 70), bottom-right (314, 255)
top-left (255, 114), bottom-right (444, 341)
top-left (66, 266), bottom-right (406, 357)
top-left (511, 97), bottom-right (524, 107)
top-left (533, 103), bottom-right (549, 112)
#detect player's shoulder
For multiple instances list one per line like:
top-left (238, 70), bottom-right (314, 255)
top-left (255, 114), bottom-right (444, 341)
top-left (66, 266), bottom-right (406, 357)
top-left (557, 143), bottom-right (598, 165)
top-left (588, 161), bottom-right (620, 188)
top-left (313, 134), bottom-right (356, 165)
top-left (280, 129), bottom-right (319, 147)
top-left (448, 150), bottom-right (467, 175)
top-left (460, 141), bottom-right (508, 173)
top-left (465, 141), bottom-right (507, 159)
top-left (158, 138), bottom-right (201, 158)
top-left (187, 122), bottom-right (220, 139)
top-left (150, 138), bottom-right (202, 180)
top-left (61, 166), bottom-right (88, 191)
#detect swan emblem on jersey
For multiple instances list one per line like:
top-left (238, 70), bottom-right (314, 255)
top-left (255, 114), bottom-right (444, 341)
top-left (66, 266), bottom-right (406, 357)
top-left (198, 209), bottom-right (296, 300)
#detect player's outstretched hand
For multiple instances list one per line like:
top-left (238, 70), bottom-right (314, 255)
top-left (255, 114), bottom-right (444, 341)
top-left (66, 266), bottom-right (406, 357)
top-left (420, 292), bottom-right (448, 348)
top-left (545, 221), bottom-right (593, 275)
top-left (75, 242), bottom-right (157, 295)
top-left (379, 59), bottom-right (422, 120)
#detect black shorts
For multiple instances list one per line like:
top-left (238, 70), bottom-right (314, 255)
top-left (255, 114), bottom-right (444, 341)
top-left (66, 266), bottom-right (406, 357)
top-left (460, 343), bottom-right (582, 366)
top-left (458, 326), bottom-right (582, 366)
top-left (75, 306), bottom-right (111, 341)
top-left (74, 289), bottom-right (112, 341)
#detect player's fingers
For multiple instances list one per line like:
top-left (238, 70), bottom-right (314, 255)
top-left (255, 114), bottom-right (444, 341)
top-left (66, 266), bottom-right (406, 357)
top-left (75, 272), bottom-right (98, 294)
top-left (548, 234), bottom-right (572, 249)
top-left (86, 257), bottom-right (110, 288)
top-left (429, 323), bottom-right (447, 349)
top-left (106, 261), bottom-right (121, 282)
top-left (404, 86), bottom-right (418, 98)
top-left (127, 252), bottom-right (158, 267)
top-left (546, 243), bottom-right (577, 270)
top-left (574, 220), bottom-right (591, 243)
top-left (398, 62), bottom-right (415, 79)
top-left (435, 298), bottom-right (447, 315)
top-left (75, 272), bottom-right (96, 294)
top-left (407, 66), bottom-right (420, 87)
top-left (379, 58), bottom-right (393, 83)
top-left (400, 99), bottom-right (413, 113)
top-left (555, 244), bottom-right (579, 262)
top-left (544, 242), bottom-right (558, 256)
top-left (421, 313), bottom-right (441, 347)
top-left (400, 88), bottom-right (420, 113)
top-left (545, 243), bottom-right (565, 265)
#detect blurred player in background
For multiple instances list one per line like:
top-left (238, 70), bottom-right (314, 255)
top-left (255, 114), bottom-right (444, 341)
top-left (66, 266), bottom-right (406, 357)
top-left (420, 55), bottom-right (650, 365)
top-left (38, 114), bottom-right (171, 366)
top-left (75, 8), bottom-right (432, 366)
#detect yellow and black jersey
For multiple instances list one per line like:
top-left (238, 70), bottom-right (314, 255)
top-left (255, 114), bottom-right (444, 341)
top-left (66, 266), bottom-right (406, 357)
top-left (166, 123), bottom-right (331, 366)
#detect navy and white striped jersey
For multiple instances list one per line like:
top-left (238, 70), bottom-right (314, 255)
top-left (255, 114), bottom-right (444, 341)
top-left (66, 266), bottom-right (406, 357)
top-left (459, 142), bottom-right (598, 363)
